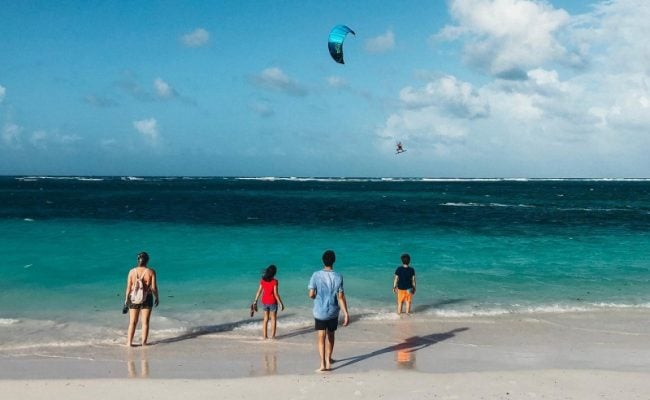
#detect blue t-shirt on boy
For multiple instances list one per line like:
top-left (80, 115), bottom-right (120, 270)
top-left (308, 270), bottom-right (344, 321)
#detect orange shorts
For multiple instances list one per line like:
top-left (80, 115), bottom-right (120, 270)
top-left (397, 289), bottom-right (412, 303)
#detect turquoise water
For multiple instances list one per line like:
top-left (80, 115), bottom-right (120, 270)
top-left (1, 177), bottom-right (650, 348)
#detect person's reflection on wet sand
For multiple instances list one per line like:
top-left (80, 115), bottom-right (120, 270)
top-left (127, 349), bottom-right (150, 378)
top-left (396, 346), bottom-right (416, 369)
top-left (127, 359), bottom-right (150, 378)
top-left (263, 352), bottom-right (277, 375)
top-left (394, 319), bottom-right (416, 369)
top-left (248, 350), bottom-right (278, 377)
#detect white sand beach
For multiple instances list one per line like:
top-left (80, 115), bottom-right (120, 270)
top-left (2, 310), bottom-right (650, 399)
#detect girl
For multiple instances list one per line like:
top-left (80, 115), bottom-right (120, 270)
top-left (253, 265), bottom-right (285, 339)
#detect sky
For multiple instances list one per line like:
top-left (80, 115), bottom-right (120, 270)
top-left (1, 0), bottom-right (649, 178)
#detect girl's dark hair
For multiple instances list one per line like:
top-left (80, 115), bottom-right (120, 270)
top-left (262, 264), bottom-right (277, 282)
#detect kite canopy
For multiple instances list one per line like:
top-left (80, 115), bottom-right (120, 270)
top-left (328, 25), bottom-right (355, 64)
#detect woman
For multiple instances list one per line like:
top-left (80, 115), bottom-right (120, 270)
top-left (124, 251), bottom-right (159, 346)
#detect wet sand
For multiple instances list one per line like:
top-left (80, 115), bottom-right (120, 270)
top-left (2, 310), bottom-right (650, 398)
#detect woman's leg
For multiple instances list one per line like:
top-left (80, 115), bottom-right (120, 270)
top-left (127, 309), bottom-right (140, 346)
top-left (140, 308), bottom-right (152, 345)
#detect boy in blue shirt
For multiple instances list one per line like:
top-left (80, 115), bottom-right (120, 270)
top-left (308, 250), bottom-right (350, 372)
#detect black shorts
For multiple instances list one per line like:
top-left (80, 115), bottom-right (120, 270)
top-left (314, 317), bottom-right (339, 332)
top-left (129, 294), bottom-right (154, 310)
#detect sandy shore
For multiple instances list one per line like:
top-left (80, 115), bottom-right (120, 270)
top-left (2, 310), bottom-right (650, 398)
top-left (3, 370), bottom-right (650, 400)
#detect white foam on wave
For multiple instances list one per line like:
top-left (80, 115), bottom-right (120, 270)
top-left (431, 309), bottom-right (514, 318)
top-left (236, 176), bottom-right (374, 183)
top-left (358, 312), bottom-right (401, 322)
top-left (441, 202), bottom-right (482, 207)
top-left (441, 202), bottom-right (535, 208)
top-left (590, 302), bottom-right (650, 309)
top-left (12, 175), bottom-right (650, 183)
top-left (233, 316), bottom-right (312, 332)
top-left (422, 178), bottom-right (509, 182)
top-left (425, 302), bottom-right (650, 318)
top-left (17, 176), bottom-right (105, 181)
top-left (0, 338), bottom-right (121, 352)
top-left (522, 304), bottom-right (593, 314)
top-left (557, 207), bottom-right (635, 213)
top-left (0, 318), bottom-right (20, 326)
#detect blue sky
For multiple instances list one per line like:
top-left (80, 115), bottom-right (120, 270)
top-left (1, 0), bottom-right (649, 177)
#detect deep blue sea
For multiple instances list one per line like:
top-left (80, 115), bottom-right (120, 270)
top-left (1, 176), bottom-right (650, 348)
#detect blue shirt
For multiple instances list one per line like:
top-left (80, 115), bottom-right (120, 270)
top-left (308, 269), bottom-right (344, 320)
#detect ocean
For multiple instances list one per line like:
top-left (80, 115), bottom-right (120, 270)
top-left (1, 176), bottom-right (650, 350)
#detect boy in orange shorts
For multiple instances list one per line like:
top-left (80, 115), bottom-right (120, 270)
top-left (393, 253), bottom-right (416, 315)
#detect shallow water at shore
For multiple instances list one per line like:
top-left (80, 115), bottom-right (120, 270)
top-left (2, 310), bottom-right (649, 380)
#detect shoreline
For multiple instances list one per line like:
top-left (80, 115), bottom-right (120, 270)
top-left (2, 309), bottom-right (649, 378)
top-left (2, 310), bottom-right (650, 398)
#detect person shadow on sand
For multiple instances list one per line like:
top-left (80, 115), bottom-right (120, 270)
top-left (329, 327), bottom-right (469, 371)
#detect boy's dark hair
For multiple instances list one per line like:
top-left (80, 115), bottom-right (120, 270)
top-left (401, 253), bottom-right (411, 265)
top-left (262, 264), bottom-right (277, 282)
top-left (322, 250), bottom-right (336, 266)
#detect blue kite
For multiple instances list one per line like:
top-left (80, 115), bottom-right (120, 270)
top-left (328, 25), bottom-right (355, 64)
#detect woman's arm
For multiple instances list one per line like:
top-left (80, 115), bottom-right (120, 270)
top-left (124, 270), bottom-right (132, 304)
top-left (150, 269), bottom-right (159, 307)
top-left (273, 283), bottom-right (285, 311)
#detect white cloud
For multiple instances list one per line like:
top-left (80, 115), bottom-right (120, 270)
top-left (2, 122), bottom-right (22, 148)
top-left (251, 67), bottom-right (307, 96)
top-left (326, 76), bottom-right (348, 88)
top-left (250, 101), bottom-right (274, 117)
top-left (382, 109), bottom-right (468, 140)
top-left (399, 75), bottom-right (489, 118)
top-left (154, 78), bottom-right (176, 99)
top-left (30, 130), bottom-right (48, 149)
top-left (84, 95), bottom-right (118, 108)
top-left (0, 85), bottom-right (5, 103)
top-left (481, 68), bottom-right (575, 123)
top-left (181, 28), bottom-right (210, 47)
top-left (100, 138), bottom-right (118, 149)
top-left (133, 118), bottom-right (159, 141)
top-left (379, 1), bottom-right (650, 176)
top-left (379, 76), bottom-right (476, 152)
top-left (436, 0), bottom-right (571, 78)
top-left (29, 130), bottom-right (82, 150)
top-left (577, 0), bottom-right (650, 74)
top-left (365, 30), bottom-right (395, 53)
top-left (117, 72), bottom-right (154, 101)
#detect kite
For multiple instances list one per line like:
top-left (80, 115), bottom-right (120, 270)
top-left (328, 25), bottom-right (355, 64)
top-left (396, 142), bottom-right (406, 154)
